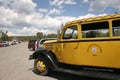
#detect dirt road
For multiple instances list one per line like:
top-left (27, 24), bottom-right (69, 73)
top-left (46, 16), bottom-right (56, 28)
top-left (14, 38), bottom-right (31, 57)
top-left (0, 42), bottom-right (101, 80)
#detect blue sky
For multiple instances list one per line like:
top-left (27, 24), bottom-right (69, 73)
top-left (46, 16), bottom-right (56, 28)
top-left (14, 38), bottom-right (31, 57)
top-left (33, 0), bottom-right (118, 16)
top-left (0, 0), bottom-right (120, 36)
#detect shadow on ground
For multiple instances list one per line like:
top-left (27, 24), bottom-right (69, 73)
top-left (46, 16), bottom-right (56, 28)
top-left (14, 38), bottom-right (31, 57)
top-left (29, 68), bottom-right (109, 80)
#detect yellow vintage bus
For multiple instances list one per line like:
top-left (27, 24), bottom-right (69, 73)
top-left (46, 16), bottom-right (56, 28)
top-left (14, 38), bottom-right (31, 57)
top-left (56, 14), bottom-right (120, 69)
top-left (30, 14), bottom-right (120, 79)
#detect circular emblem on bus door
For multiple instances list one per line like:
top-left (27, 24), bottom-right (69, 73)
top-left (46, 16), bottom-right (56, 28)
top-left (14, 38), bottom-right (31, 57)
top-left (92, 48), bottom-right (97, 53)
top-left (87, 44), bottom-right (102, 56)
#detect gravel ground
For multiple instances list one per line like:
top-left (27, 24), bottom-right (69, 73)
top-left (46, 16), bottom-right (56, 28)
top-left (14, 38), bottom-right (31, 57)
top-left (0, 42), bottom-right (105, 80)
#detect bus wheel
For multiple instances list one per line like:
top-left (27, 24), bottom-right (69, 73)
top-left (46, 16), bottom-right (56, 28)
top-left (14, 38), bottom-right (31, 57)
top-left (34, 57), bottom-right (49, 76)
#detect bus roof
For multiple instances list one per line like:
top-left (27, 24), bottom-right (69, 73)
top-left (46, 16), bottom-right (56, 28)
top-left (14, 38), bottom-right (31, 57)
top-left (65, 14), bottom-right (120, 26)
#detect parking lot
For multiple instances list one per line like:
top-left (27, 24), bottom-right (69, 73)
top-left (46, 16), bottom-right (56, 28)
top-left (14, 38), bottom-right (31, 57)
top-left (0, 42), bottom-right (104, 80)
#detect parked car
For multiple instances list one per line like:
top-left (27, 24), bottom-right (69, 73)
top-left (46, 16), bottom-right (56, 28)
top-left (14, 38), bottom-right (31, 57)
top-left (0, 41), bottom-right (9, 47)
top-left (0, 42), bottom-right (4, 47)
top-left (28, 40), bottom-right (36, 51)
top-left (35, 39), bottom-right (40, 50)
top-left (11, 41), bottom-right (16, 45)
top-left (38, 38), bottom-right (57, 49)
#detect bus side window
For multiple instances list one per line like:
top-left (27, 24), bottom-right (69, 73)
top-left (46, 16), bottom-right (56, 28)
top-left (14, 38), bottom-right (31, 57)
top-left (112, 20), bottom-right (120, 36)
top-left (86, 31), bottom-right (96, 38)
top-left (81, 21), bottom-right (109, 38)
top-left (62, 26), bottom-right (78, 39)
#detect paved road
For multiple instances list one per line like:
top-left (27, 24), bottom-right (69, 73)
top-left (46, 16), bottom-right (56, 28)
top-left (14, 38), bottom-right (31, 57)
top-left (0, 42), bottom-right (106, 80)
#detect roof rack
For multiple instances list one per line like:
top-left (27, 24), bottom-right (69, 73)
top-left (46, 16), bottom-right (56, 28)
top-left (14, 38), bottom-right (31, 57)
top-left (81, 14), bottom-right (120, 22)
top-left (65, 14), bottom-right (120, 25)
top-left (65, 20), bottom-right (80, 26)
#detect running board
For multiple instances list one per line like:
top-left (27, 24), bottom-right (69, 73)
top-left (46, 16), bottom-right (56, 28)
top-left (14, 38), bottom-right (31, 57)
top-left (54, 68), bottom-right (120, 80)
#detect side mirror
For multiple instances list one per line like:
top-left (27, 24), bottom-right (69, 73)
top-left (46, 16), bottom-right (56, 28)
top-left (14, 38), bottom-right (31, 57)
top-left (57, 34), bottom-right (61, 41)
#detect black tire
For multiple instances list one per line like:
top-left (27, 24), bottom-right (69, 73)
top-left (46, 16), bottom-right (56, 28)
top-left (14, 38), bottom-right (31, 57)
top-left (34, 57), bottom-right (49, 76)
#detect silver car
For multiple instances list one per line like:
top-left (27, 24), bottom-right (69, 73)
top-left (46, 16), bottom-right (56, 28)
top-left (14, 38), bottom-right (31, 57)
top-left (0, 41), bottom-right (9, 47)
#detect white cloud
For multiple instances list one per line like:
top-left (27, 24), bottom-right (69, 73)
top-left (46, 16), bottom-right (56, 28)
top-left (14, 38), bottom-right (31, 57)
top-left (78, 14), bottom-right (96, 19)
top-left (64, 0), bottom-right (76, 5)
top-left (39, 29), bottom-right (56, 35)
top-left (0, 5), bottom-right (37, 28)
top-left (11, 0), bottom-right (36, 14)
top-left (83, 0), bottom-right (89, 3)
top-left (39, 16), bottom-right (61, 28)
top-left (77, 13), bottom-right (107, 20)
top-left (89, 0), bottom-right (120, 12)
top-left (89, 0), bottom-right (108, 12)
top-left (55, 16), bottom-right (76, 25)
top-left (18, 27), bottom-right (39, 36)
top-left (25, 13), bottom-right (43, 26)
top-left (49, 0), bottom-right (58, 5)
top-left (0, 7), bottom-right (18, 27)
top-left (7, 31), bottom-right (17, 36)
top-left (48, 8), bottom-right (61, 15)
top-left (8, 28), bottom-right (51, 36)
top-left (49, 0), bottom-right (77, 9)
top-left (7, 27), bottom-right (39, 36)
top-left (38, 8), bottom-right (48, 13)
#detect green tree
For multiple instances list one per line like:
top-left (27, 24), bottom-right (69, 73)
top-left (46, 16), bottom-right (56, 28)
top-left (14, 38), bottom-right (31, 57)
top-left (46, 33), bottom-right (57, 38)
top-left (1, 30), bottom-right (8, 41)
top-left (36, 32), bottom-right (43, 39)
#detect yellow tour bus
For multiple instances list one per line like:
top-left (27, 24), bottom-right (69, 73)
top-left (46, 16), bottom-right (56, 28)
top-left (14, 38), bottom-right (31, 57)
top-left (30, 14), bottom-right (120, 79)
top-left (54, 14), bottom-right (120, 70)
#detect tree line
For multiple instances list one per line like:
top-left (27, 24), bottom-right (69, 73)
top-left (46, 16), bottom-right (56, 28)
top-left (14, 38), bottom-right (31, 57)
top-left (0, 31), bottom-right (58, 41)
top-left (0, 30), bottom-right (9, 41)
